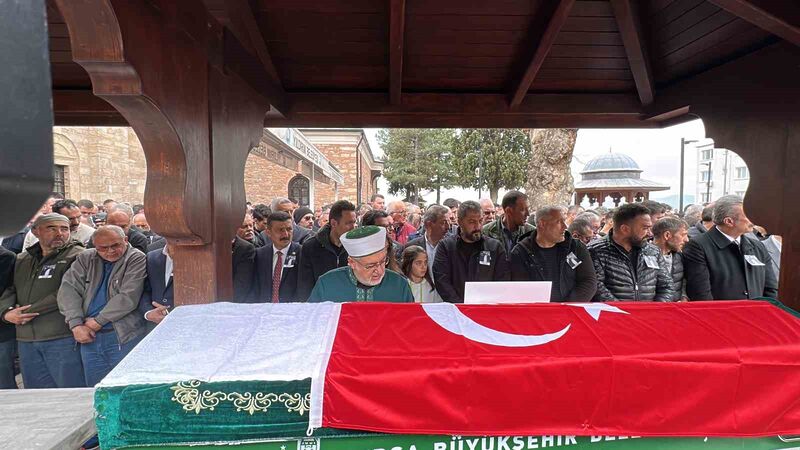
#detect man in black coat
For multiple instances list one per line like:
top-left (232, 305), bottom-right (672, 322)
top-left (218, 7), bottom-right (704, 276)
top-left (1, 227), bottom-right (28, 254)
top-left (0, 246), bottom-right (16, 388)
top-left (687, 205), bottom-right (714, 240)
top-left (252, 212), bottom-right (302, 302)
top-left (296, 200), bottom-right (357, 301)
top-left (232, 219), bottom-right (256, 302)
top-left (138, 244), bottom-right (175, 330)
top-left (683, 195), bottom-right (778, 300)
top-left (511, 206), bottom-right (596, 302)
top-left (433, 201), bottom-right (510, 303)
top-left (588, 203), bottom-right (673, 301)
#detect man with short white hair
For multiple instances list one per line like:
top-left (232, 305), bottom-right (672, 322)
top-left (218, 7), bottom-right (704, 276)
top-left (479, 199), bottom-right (495, 225)
top-left (308, 226), bottom-right (413, 303)
top-left (387, 200), bottom-right (416, 245)
top-left (683, 195), bottom-right (777, 300)
top-left (58, 225), bottom-right (147, 386)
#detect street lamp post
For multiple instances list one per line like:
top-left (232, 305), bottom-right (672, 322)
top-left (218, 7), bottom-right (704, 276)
top-left (705, 161), bottom-right (713, 204)
top-left (679, 138), bottom-right (698, 213)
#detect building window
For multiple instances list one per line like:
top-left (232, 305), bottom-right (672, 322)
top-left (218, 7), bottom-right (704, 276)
top-left (288, 175), bottom-right (310, 207)
top-left (700, 192), bottom-right (711, 203)
top-left (735, 166), bottom-right (749, 179)
top-left (735, 191), bottom-right (746, 198)
top-left (53, 165), bottom-right (66, 197)
top-left (700, 170), bottom-right (712, 182)
top-left (700, 149), bottom-right (713, 160)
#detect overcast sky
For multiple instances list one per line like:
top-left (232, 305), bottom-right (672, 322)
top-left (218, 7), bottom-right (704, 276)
top-left (363, 119), bottom-right (726, 208)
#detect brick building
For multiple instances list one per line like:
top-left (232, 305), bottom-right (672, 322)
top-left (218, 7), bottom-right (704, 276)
top-left (50, 127), bottom-right (381, 210)
top-left (302, 129), bottom-right (383, 207)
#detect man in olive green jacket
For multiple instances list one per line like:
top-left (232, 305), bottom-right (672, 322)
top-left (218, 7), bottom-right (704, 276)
top-left (482, 191), bottom-right (535, 256)
top-left (0, 213), bottom-right (85, 388)
top-left (58, 225), bottom-right (147, 386)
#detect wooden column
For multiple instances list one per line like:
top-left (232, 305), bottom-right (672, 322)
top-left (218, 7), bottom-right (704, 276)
top-left (653, 42), bottom-right (800, 309)
top-left (55, 0), bottom-right (271, 304)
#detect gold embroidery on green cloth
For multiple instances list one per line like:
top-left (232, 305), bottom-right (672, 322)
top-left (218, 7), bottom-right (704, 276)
top-left (170, 380), bottom-right (312, 416)
top-left (170, 380), bottom-right (228, 414)
top-left (228, 392), bottom-right (279, 415)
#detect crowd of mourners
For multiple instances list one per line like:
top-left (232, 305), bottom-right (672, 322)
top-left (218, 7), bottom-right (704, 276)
top-left (0, 191), bottom-right (780, 395)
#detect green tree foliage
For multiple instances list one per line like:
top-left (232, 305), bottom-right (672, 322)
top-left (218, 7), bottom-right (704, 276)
top-left (453, 129), bottom-right (532, 203)
top-left (378, 129), bottom-right (457, 203)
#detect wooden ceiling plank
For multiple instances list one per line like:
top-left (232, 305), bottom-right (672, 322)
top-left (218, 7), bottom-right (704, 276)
top-left (509, 0), bottom-right (577, 108)
top-left (611, 0), bottom-right (656, 106)
top-left (389, 0), bottom-right (405, 105)
top-left (224, 0), bottom-right (284, 89)
top-left (707, 0), bottom-right (800, 46)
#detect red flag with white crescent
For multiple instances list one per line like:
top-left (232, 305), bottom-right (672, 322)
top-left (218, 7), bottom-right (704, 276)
top-left (317, 301), bottom-right (800, 437)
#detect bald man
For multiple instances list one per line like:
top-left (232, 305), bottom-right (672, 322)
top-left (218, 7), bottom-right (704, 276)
top-left (91, 210), bottom-right (149, 254)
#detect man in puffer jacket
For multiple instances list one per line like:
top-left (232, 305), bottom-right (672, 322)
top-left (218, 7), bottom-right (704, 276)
top-left (588, 203), bottom-right (673, 301)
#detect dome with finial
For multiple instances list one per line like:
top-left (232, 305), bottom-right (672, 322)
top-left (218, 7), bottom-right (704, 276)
top-left (581, 152), bottom-right (642, 175)
top-left (574, 151), bottom-right (668, 192)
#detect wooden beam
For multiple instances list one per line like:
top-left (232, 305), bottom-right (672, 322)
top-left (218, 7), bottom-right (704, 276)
top-left (223, 0), bottom-right (283, 89)
top-left (269, 92), bottom-right (649, 128)
top-left (610, 0), bottom-right (655, 106)
top-left (707, 0), bottom-right (800, 47)
top-left (509, 0), bottom-right (575, 108)
top-left (389, 0), bottom-right (406, 105)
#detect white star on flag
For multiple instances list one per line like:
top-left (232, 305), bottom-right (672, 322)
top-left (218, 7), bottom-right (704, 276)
top-left (567, 303), bottom-right (629, 321)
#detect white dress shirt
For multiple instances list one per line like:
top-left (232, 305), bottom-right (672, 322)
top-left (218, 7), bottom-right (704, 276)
top-left (162, 245), bottom-right (173, 286)
top-left (272, 245), bottom-right (289, 277)
top-left (716, 226), bottom-right (741, 246)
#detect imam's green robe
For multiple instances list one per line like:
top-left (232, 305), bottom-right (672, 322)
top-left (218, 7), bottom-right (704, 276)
top-left (308, 267), bottom-right (414, 303)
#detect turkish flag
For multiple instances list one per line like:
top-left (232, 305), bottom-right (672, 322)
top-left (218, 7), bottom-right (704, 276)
top-left (322, 301), bottom-right (800, 437)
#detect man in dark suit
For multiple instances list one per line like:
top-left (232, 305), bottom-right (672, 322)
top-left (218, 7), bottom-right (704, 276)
top-left (405, 205), bottom-right (450, 279)
top-left (233, 217), bottom-right (257, 302)
top-left (252, 212), bottom-right (301, 302)
top-left (139, 244), bottom-right (175, 329)
top-left (1, 226), bottom-right (29, 254)
top-left (684, 195), bottom-right (778, 300)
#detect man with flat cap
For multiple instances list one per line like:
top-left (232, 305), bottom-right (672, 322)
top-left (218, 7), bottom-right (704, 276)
top-left (308, 226), bottom-right (413, 303)
top-left (0, 213), bottom-right (86, 388)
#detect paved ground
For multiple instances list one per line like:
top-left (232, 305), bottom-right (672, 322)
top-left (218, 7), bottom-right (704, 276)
top-left (0, 388), bottom-right (95, 449)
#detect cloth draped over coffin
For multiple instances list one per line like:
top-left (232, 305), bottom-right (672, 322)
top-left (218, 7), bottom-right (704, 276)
top-left (95, 300), bottom-right (800, 448)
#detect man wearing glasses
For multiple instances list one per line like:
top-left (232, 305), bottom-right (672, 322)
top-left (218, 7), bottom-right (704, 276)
top-left (58, 225), bottom-right (147, 387)
top-left (308, 226), bottom-right (413, 303)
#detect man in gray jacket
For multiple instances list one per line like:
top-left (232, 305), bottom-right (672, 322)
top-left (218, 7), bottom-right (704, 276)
top-left (58, 225), bottom-right (147, 386)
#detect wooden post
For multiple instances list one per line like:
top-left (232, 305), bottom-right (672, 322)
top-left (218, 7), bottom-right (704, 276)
top-left (55, 0), bottom-right (270, 304)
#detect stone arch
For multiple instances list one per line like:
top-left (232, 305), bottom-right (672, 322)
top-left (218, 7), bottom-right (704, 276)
top-left (52, 131), bottom-right (81, 199)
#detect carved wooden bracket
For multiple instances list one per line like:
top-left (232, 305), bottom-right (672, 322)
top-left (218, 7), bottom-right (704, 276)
top-left (54, 0), bottom-right (269, 303)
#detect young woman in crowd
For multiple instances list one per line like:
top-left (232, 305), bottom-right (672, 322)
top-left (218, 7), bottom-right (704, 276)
top-left (400, 245), bottom-right (441, 303)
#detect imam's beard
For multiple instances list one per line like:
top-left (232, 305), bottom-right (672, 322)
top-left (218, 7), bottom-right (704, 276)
top-left (358, 272), bottom-right (385, 287)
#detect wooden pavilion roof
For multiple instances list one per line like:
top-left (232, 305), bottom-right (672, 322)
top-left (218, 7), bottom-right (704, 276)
top-left (49, 0), bottom-right (799, 129)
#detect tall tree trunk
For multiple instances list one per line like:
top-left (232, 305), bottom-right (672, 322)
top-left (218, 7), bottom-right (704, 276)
top-left (436, 184), bottom-right (441, 205)
top-left (489, 186), bottom-right (500, 204)
top-left (525, 129), bottom-right (578, 211)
